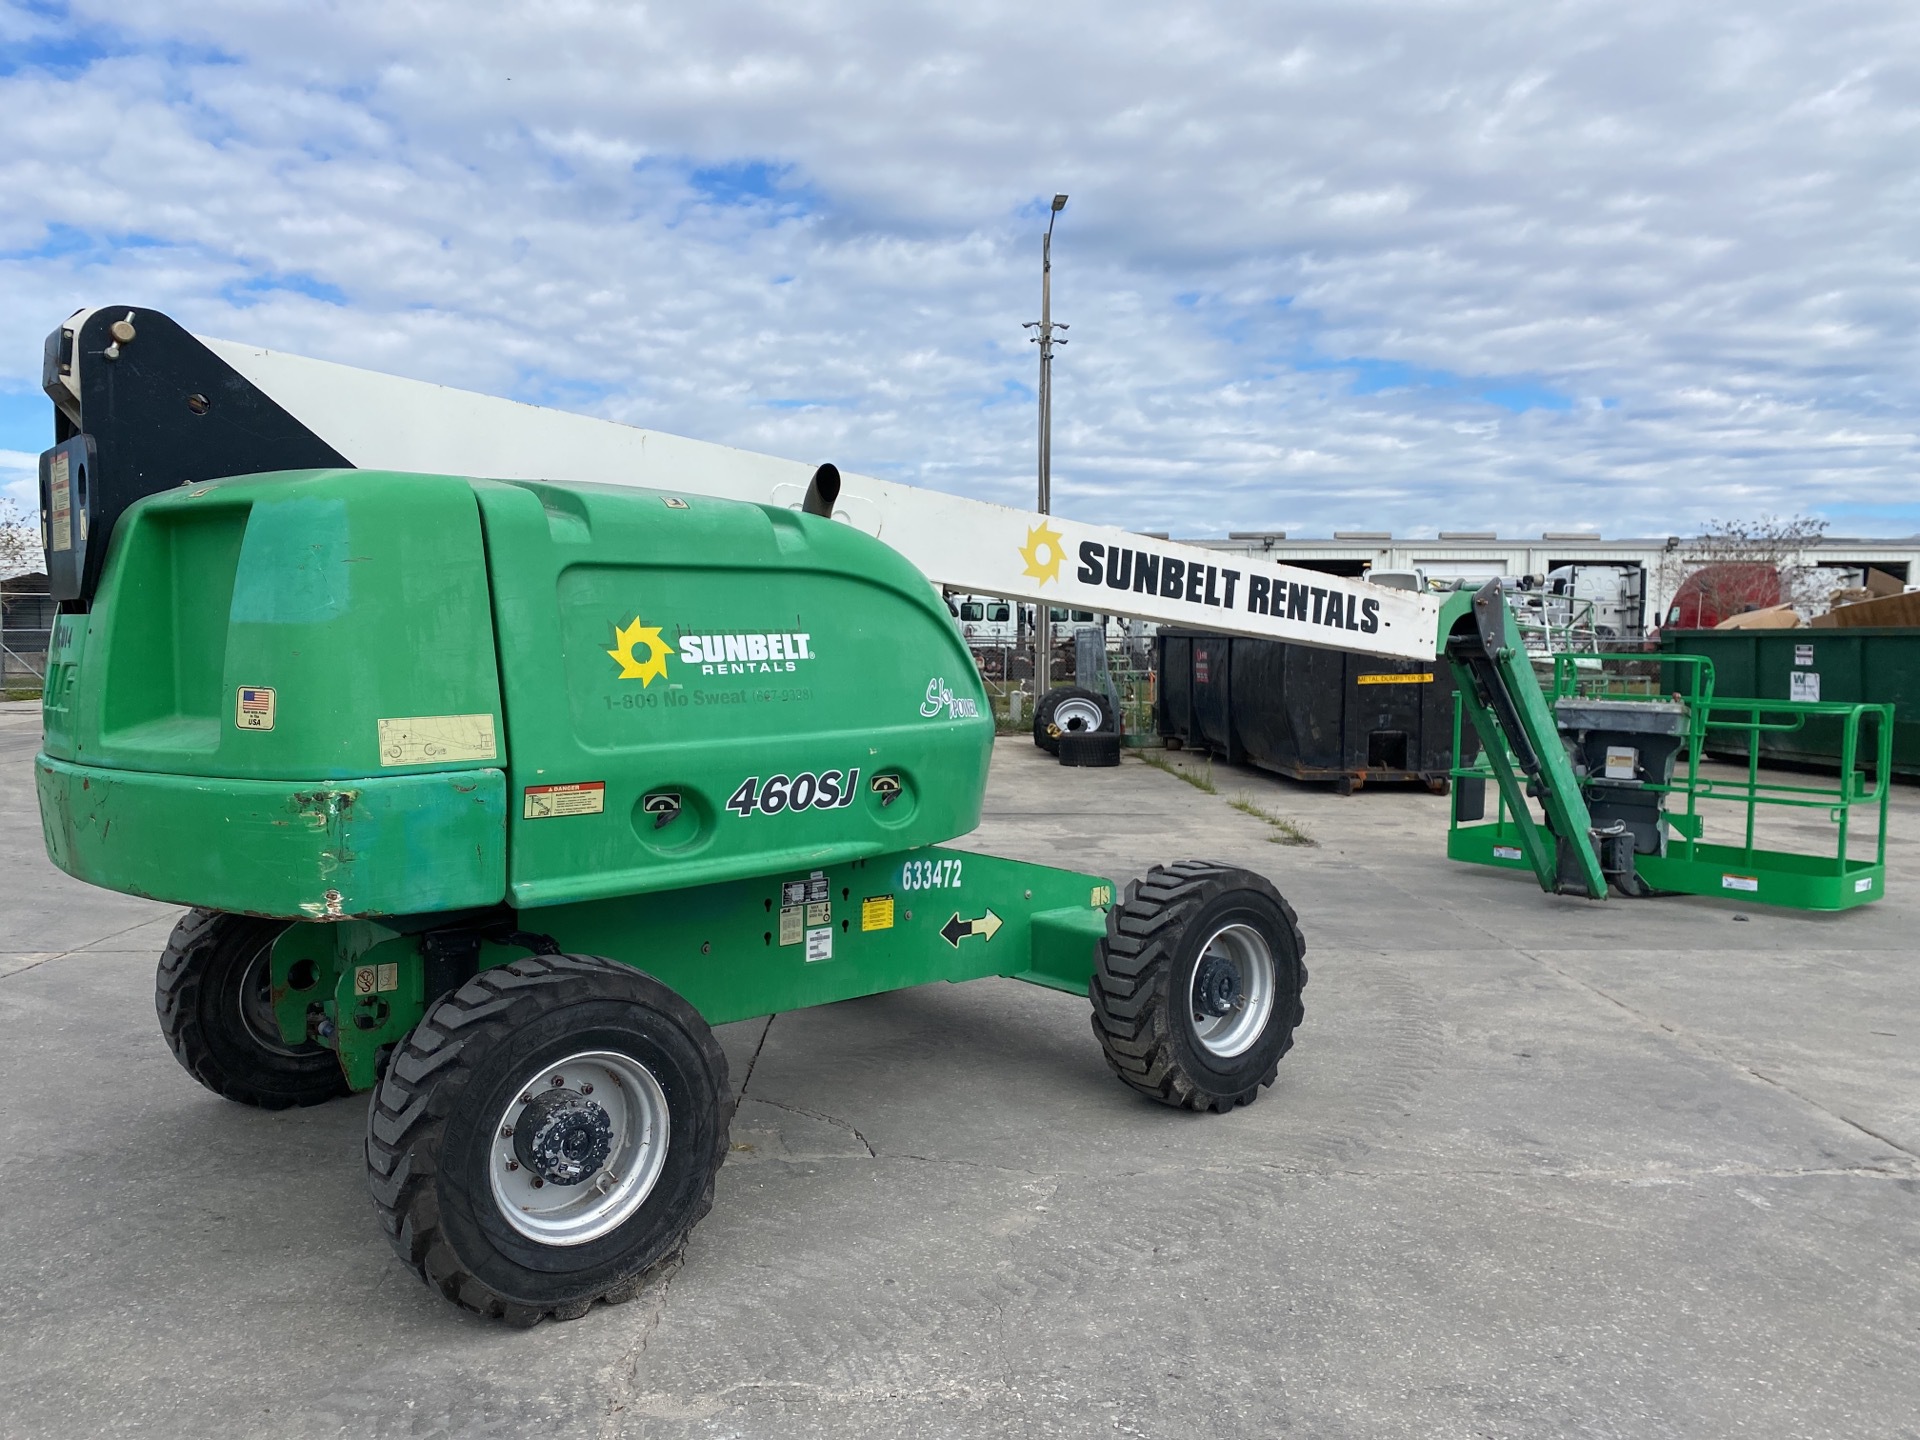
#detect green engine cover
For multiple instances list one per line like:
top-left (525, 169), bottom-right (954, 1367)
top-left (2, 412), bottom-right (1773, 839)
top-left (37, 468), bottom-right (995, 920)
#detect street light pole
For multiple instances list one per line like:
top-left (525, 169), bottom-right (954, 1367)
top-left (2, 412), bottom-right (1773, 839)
top-left (1024, 193), bottom-right (1068, 697)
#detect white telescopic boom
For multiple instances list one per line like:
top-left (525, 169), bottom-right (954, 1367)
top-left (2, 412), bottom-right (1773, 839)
top-left (197, 335), bottom-right (1440, 661)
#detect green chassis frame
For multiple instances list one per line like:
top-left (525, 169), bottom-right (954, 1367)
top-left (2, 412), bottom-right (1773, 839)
top-left (271, 846), bottom-right (1116, 1090)
top-left (1445, 643), bottom-right (1891, 913)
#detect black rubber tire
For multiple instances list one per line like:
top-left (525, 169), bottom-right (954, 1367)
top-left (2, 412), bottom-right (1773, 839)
top-left (1163, 735), bottom-right (1185, 752)
top-left (155, 909), bottom-right (351, 1110)
top-left (365, 954), bottom-right (730, 1327)
top-left (1033, 685), bottom-right (1114, 755)
top-left (1089, 862), bottom-right (1307, 1113)
top-left (1059, 731), bottom-right (1122, 768)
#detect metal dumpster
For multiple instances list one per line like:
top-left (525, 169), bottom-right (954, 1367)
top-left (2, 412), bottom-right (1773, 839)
top-left (1662, 627), bottom-right (1919, 774)
top-left (1156, 630), bottom-right (1466, 793)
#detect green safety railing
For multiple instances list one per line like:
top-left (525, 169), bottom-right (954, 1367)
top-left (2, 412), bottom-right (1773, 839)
top-left (1448, 650), bottom-right (1891, 911)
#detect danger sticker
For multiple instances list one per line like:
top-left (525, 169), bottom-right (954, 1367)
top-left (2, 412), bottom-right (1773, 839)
top-left (861, 895), bottom-right (895, 932)
top-left (805, 927), bottom-right (834, 963)
top-left (523, 782), bottom-right (606, 819)
top-left (1721, 874), bottom-right (1759, 893)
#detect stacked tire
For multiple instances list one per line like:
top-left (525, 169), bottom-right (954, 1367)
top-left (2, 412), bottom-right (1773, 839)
top-left (1035, 685), bottom-right (1119, 768)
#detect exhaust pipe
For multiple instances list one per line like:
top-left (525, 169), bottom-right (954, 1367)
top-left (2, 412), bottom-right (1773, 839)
top-left (801, 463), bottom-right (841, 518)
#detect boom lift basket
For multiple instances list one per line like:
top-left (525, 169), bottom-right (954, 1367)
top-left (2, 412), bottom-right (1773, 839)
top-left (1448, 651), bottom-right (1890, 911)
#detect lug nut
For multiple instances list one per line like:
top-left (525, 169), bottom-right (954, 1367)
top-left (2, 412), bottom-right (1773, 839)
top-left (518, 1092), bottom-right (533, 1105)
top-left (531, 1177), bottom-right (545, 1189)
top-left (580, 1083), bottom-right (593, 1095)
top-left (505, 1159), bottom-right (519, 1171)
top-left (500, 1125), bottom-right (514, 1138)
top-left (551, 1075), bottom-right (564, 1087)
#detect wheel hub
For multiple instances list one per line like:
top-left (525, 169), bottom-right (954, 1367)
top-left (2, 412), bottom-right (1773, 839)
top-left (1186, 922), bottom-right (1278, 1059)
top-left (1192, 952), bottom-right (1244, 1018)
top-left (1053, 696), bottom-right (1104, 735)
top-left (514, 1090), bottom-right (614, 1185)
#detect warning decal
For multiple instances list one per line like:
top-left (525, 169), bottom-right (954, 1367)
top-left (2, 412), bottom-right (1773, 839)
top-left (377, 714), bottom-right (498, 766)
top-left (523, 782), bottom-right (606, 819)
top-left (861, 895), bottom-right (895, 931)
top-left (49, 450), bottom-right (71, 553)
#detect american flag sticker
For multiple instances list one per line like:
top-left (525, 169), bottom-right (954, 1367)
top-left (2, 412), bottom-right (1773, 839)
top-left (235, 686), bottom-right (277, 731)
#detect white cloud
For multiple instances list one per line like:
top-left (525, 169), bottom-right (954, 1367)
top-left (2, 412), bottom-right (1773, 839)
top-left (0, 1), bottom-right (1915, 538)
top-left (0, 450), bottom-right (36, 513)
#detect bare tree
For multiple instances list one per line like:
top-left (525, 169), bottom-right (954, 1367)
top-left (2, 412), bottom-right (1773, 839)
top-left (0, 500), bottom-right (41, 579)
top-left (1657, 514), bottom-right (1829, 628)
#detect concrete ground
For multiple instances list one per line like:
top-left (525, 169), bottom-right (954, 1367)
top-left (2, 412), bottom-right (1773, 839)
top-left (1, 705), bottom-right (1917, 1439)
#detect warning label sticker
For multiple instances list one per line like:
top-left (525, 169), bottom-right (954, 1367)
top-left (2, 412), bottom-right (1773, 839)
top-left (1856, 876), bottom-right (1874, 893)
top-left (806, 872), bottom-right (831, 904)
top-left (1493, 845), bottom-right (1523, 861)
top-left (49, 451), bottom-right (71, 553)
top-left (781, 880), bottom-right (808, 907)
top-left (1721, 874), bottom-right (1759, 893)
top-left (861, 895), bottom-right (895, 931)
top-left (353, 963), bottom-right (400, 996)
top-left (805, 927), bottom-right (834, 962)
top-left (378, 714), bottom-right (498, 766)
top-left (523, 781), bottom-right (606, 819)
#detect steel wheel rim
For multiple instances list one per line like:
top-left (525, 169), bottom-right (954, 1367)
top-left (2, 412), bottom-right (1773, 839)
top-left (489, 1049), bottom-right (671, 1246)
top-left (236, 940), bottom-right (307, 1057)
top-left (1187, 923), bottom-right (1275, 1059)
top-left (1053, 697), bottom-right (1105, 735)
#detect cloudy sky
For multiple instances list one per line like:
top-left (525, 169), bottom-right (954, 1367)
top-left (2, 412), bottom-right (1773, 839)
top-left (1, 0), bottom-right (1916, 539)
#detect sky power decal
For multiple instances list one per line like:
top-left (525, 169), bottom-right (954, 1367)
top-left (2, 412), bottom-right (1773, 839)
top-left (609, 618), bottom-right (816, 682)
top-left (920, 677), bottom-right (980, 719)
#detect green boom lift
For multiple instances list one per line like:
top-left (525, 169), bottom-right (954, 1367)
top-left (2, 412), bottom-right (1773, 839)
top-left (28, 306), bottom-right (1881, 1325)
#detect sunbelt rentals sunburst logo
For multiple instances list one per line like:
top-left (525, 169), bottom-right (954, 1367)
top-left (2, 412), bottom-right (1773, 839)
top-left (609, 618), bottom-right (817, 683)
top-left (607, 619), bottom-right (672, 686)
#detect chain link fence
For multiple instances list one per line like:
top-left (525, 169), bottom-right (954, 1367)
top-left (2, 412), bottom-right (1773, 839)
top-left (3, 575), bottom-right (51, 697)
